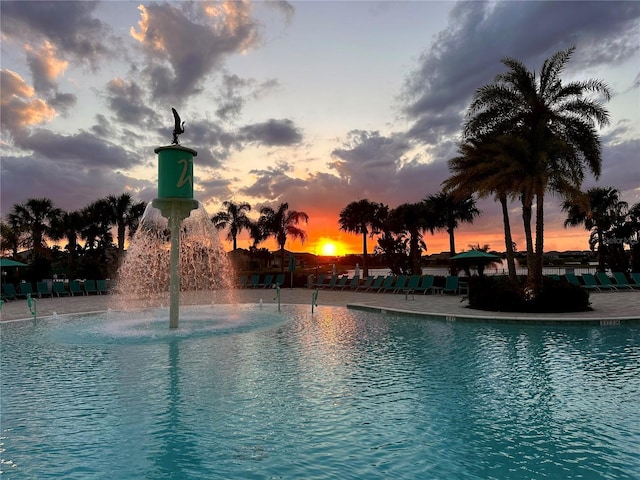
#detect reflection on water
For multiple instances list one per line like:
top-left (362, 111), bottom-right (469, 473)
top-left (1, 306), bottom-right (639, 479)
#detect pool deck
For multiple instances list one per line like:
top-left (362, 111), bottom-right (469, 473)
top-left (1, 288), bottom-right (639, 325)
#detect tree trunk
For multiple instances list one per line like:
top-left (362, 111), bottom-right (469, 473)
top-left (596, 231), bottom-right (606, 272)
top-left (521, 191), bottom-right (535, 285)
top-left (448, 224), bottom-right (457, 276)
top-left (499, 194), bottom-right (517, 282)
top-left (527, 190), bottom-right (545, 295)
top-left (362, 232), bottom-right (368, 278)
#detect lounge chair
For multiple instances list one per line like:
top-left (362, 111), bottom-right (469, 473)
top-left (237, 275), bottom-right (248, 288)
top-left (366, 275), bottom-right (385, 292)
top-left (258, 274), bottom-right (274, 288)
top-left (612, 272), bottom-right (638, 290)
top-left (69, 280), bottom-right (85, 296)
top-left (564, 273), bottom-right (586, 288)
top-left (320, 275), bottom-right (339, 289)
top-left (2, 283), bottom-right (17, 301)
top-left (97, 279), bottom-right (110, 294)
top-left (582, 273), bottom-right (610, 291)
top-left (443, 276), bottom-right (460, 294)
top-left (595, 273), bottom-right (620, 291)
top-left (275, 274), bottom-right (285, 287)
top-left (312, 274), bottom-right (327, 288)
top-left (84, 279), bottom-right (100, 295)
top-left (377, 276), bottom-right (396, 293)
top-left (355, 276), bottom-right (374, 291)
top-left (415, 275), bottom-right (442, 295)
top-left (36, 281), bottom-right (53, 298)
top-left (246, 274), bottom-right (260, 288)
top-left (631, 273), bottom-right (640, 289)
top-left (52, 281), bottom-right (70, 297)
top-left (392, 275), bottom-right (409, 293)
top-left (332, 276), bottom-right (349, 290)
top-left (17, 282), bottom-right (33, 299)
top-left (342, 275), bottom-right (360, 290)
top-left (397, 275), bottom-right (420, 294)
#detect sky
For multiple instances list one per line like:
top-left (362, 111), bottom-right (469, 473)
top-left (1, 0), bottom-right (639, 256)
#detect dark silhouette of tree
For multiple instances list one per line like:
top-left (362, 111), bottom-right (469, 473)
top-left (211, 201), bottom-right (252, 251)
top-left (259, 203), bottom-right (309, 272)
top-left (563, 187), bottom-right (628, 272)
top-left (106, 193), bottom-right (147, 259)
top-left (50, 210), bottom-right (84, 279)
top-left (464, 46), bottom-right (610, 294)
top-left (425, 191), bottom-right (480, 257)
top-left (384, 202), bottom-right (433, 275)
top-left (338, 199), bottom-right (388, 278)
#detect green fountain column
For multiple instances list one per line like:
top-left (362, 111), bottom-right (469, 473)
top-left (152, 144), bottom-right (198, 329)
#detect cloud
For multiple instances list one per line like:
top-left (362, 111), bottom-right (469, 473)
top-left (401, 1), bottom-right (640, 145)
top-left (13, 128), bottom-right (141, 170)
top-left (0, 69), bottom-right (56, 135)
top-left (130, 1), bottom-right (261, 101)
top-left (238, 119), bottom-right (303, 146)
top-left (24, 41), bottom-right (69, 93)
top-left (104, 78), bottom-right (157, 127)
top-left (214, 74), bottom-right (279, 120)
top-left (0, 154), bottom-right (153, 215)
top-left (0, 1), bottom-right (111, 67)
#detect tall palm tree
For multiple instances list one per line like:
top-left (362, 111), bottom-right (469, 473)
top-left (0, 220), bottom-right (23, 258)
top-left (105, 193), bottom-right (147, 259)
top-left (80, 199), bottom-right (113, 251)
top-left (8, 198), bottom-right (61, 259)
top-left (211, 201), bottom-right (252, 251)
top-left (259, 203), bottom-right (309, 272)
top-left (338, 199), bottom-right (388, 277)
top-left (464, 46), bottom-right (610, 293)
top-left (50, 210), bottom-right (84, 279)
top-left (386, 202), bottom-right (432, 275)
top-left (424, 191), bottom-right (480, 257)
top-left (562, 187), bottom-right (628, 272)
top-left (443, 136), bottom-right (525, 281)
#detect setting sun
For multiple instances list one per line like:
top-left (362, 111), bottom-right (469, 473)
top-left (320, 241), bottom-right (337, 256)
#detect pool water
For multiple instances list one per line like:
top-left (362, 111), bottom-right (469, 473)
top-left (1, 305), bottom-right (639, 479)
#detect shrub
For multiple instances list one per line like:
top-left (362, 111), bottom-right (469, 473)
top-left (467, 276), bottom-right (590, 313)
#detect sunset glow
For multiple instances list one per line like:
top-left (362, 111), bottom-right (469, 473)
top-left (320, 241), bottom-right (337, 256)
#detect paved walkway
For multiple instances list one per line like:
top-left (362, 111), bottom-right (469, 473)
top-left (2, 288), bottom-right (639, 324)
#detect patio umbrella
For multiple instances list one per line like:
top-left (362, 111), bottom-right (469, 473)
top-left (449, 250), bottom-right (499, 260)
top-left (0, 258), bottom-right (28, 267)
top-left (449, 250), bottom-right (500, 277)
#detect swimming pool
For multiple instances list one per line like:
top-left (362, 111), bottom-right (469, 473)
top-left (1, 305), bottom-right (639, 479)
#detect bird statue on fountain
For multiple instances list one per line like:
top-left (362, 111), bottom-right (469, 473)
top-left (171, 107), bottom-right (185, 145)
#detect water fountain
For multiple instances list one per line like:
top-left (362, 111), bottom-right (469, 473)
top-left (115, 109), bottom-right (232, 328)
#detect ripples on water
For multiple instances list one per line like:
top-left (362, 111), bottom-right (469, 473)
top-left (1, 305), bottom-right (639, 479)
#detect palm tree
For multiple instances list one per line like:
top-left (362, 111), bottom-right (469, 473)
top-left (443, 136), bottom-right (525, 281)
top-left (424, 190), bottom-right (480, 259)
top-left (562, 187), bottom-right (628, 272)
top-left (105, 193), bottom-right (147, 259)
top-left (464, 46), bottom-right (610, 293)
top-left (50, 210), bottom-right (84, 279)
top-left (338, 199), bottom-right (388, 277)
top-left (211, 201), bottom-right (252, 251)
top-left (80, 199), bottom-right (113, 251)
top-left (0, 220), bottom-right (23, 258)
top-left (8, 198), bottom-right (61, 259)
top-left (385, 202), bottom-right (432, 275)
top-left (259, 203), bottom-right (309, 272)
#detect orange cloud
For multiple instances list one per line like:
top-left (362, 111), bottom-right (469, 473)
top-left (0, 69), bottom-right (55, 129)
top-left (24, 41), bottom-right (68, 82)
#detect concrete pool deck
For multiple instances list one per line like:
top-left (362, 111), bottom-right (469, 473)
top-left (1, 288), bottom-right (639, 325)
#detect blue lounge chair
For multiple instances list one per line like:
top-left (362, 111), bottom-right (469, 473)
top-left (595, 273), bottom-right (620, 291)
top-left (397, 275), bottom-right (420, 294)
top-left (355, 276), bottom-right (374, 291)
top-left (377, 276), bottom-right (396, 293)
top-left (2, 283), bottom-right (17, 301)
top-left (332, 276), bottom-right (349, 290)
top-left (275, 274), bottom-right (285, 287)
top-left (631, 273), bottom-right (640, 289)
top-left (612, 272), bottom-right (637, 290)
top-left (415, 275), bottom-right (442, 295)
top-left (342, 275), bottom-right (360, 290)
top-left (392, 275), bottom-right (409, 293)
top-left (321, 275), bottom-right (339, 289)
top-left (69, 280), bottom-right (85, 296)
top-left (237, 275), bottom-right (248, 288)
top-left (17, 282), bottom-right (33, 299)
top-left (258, 274), bottom-right (274, 288)
top-left (582, 274), bottom-right (609, 291)
top-left (366, 275), bottom-right (385, 292)
top-left (564, 273), bottom-right (599, 291)
top-left (443, 276), bottom-right (460, 294)
top-left (246, 274), bottom-right (260, 288)
top-left (36, 281), bottom-right (53, 298)
top-left (313, 274), bottom-right (327, 288)
top-left (52, 281), bottom-right (69, 297)
top-left (97, 279), bottom-right (110, 294)
top-left (84, 279), bottom-right (100, 295)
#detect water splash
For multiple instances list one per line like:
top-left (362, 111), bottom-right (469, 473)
top-left (113, 201), bottom-right (235, 309)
